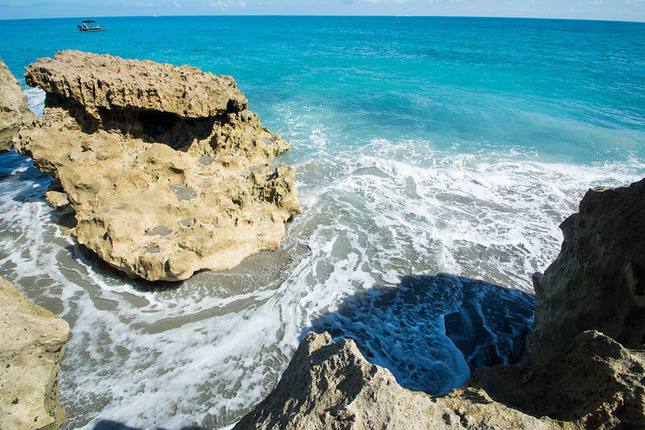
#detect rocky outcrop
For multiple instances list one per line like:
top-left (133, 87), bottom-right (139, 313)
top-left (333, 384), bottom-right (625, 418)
top-left (16, 51), bottom-right (302, 281)
top-left (25, 50), bottom-right (247, 120)
top-left (235, 332), bottom-right (562, 430)
top-left (238, 331), bottom-right (645, 429)
top-left (237, 178), bottom-right (645, 429)
top-left (525, 178), bottom-right (645, 364)
top-left (0, 277), bottom-right (69, 430)
top-left (0, 57), bottom-right (36, 152)
top-left (474, 330), bottom-right (645, 428)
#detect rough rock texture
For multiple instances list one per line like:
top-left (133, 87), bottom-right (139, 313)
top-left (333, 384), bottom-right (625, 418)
top-left (25, 50), bottom-right (247, 120)
top-left (235, 332), bottom-right (565, 430)
top-left (474, 330), bottom-right (645, 429)
top-left (0, 277), bottom-right (69, 430)
top-left (16, 51), bottom-right (302, 281)
top-left (0, 57), bottom-right (36, 152)
top-left (237, 331), bottom-right (645, 430)
top-left (525, 178), bottom-right (645, 365)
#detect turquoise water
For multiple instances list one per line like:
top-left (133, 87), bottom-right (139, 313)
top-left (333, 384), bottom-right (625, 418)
top-left (0, 16), bottom-right (644, 429)
top-left (2, 17), bottom-right (644, 164)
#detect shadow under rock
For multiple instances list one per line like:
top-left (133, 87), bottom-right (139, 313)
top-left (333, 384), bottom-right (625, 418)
top-left (92, 420), bottom-right (140, 430)
top-left (69, 243), bottom-right (185, 293)
top-left (308, 273), bottom-right (535, 395)
top-left (92, 420), bottom-right (205, 430)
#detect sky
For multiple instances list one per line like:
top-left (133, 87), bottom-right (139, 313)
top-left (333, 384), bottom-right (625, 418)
top-left (0, 0), bottom-right (644, 21)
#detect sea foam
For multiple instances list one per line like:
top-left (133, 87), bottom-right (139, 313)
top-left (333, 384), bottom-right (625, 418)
top-left (3, 97), bottom-right (642, 428)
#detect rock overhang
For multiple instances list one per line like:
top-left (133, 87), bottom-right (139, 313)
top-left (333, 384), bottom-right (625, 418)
top-left (25, 50), bottom-right (248, 120)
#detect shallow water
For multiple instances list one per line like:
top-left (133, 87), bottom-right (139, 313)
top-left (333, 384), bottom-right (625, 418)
top-left (0, 16), bottom-right (643, 429)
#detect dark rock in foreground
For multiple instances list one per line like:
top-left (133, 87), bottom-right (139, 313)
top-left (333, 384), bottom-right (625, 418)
top-left (475, 330), bottom-right (645, 428)
top-left (526, 178), bottom-right (645, 364)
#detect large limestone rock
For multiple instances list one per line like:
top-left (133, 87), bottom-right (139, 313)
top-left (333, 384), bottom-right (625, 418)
top-left (235, 332), bottom-right (565, 430)
top-left (237, 332), bottom-right (645, 429)
top-left (525, 178), bottom-right (645, 364)
top-left (16, 51), bottom-right (302, 281)
top-left (0, 57), bottom-right (36, 152)
top-left (0, 277), bottom-right (69, 430)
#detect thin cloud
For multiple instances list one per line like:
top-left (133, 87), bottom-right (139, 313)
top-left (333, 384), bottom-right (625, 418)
top-left (210, 0), bottom-right (246, 6)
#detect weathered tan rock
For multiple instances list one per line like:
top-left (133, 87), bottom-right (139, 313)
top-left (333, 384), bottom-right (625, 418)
top-left (525, 178), bottom-right (645, 365)
top-left (237, 330), bottom-right (645, 430)
top-left (0, 277), bottom-right (69, 430)
top-left (474, 330), bottom-right (645, 429)
top-left (0, 57), bottom-right (36, 152)
top-left (235, 332), bottom-right (569, 430)
top-left (16, 51), bottom-right (302, 281)
top-left (25, 50), bottom-right (247, 120)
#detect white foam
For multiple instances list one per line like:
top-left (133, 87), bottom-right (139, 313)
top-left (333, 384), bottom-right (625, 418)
top-left (0, 128), bottom-right (643, 428)
top-left (24, 86), bottom-right (45, 118)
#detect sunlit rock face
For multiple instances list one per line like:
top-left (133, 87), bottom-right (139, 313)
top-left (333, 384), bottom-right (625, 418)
top-left (234, 332), bottom-right (559, 430)
top-left (16, 50), bottom-right (302, 281)
top-left (0, 57), bottom-right (35, 153)
top-left (0, 276), bottom-right (69, 430)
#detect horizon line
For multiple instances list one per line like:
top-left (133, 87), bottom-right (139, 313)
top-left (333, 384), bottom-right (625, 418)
top-left (1, 14), bottom-right (644, 24)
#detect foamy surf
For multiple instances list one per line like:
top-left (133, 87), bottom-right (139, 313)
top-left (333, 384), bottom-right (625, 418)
top-left (11, 145), bottom-right (636, 429)
top-left (312, 273), bottom-right (536, 395)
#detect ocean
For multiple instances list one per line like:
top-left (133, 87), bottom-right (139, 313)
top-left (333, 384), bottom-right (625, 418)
top-left (0, 16), bottom-right (643, 429)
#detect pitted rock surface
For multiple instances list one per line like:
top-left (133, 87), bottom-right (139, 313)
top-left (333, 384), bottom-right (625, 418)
top-left (0, 57), bottom-right (35, 152)
top-left (16, 51), bottom-right (302, 281)
top-left (526, 178), bottom-right (645, 364)
top-left (0, 277), bottom-right (69, 430)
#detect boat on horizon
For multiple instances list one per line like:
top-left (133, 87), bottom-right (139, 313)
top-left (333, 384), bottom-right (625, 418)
top-left (78, 20), bottom-right (105, 32)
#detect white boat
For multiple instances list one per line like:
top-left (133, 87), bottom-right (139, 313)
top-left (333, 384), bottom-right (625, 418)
top-left (78, 20), bottom-right (105, 32)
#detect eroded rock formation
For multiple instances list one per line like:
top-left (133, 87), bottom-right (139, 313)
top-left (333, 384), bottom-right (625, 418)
top-left (526, 178), bottom-right (645, 364)
top-left (474, 330), bottom-right (645, 428)
top-left (0, 57), bottom-right (35, 152)
top-left (237, 178), bottom-right (645, 429)
top-left (235, 332), bottom-right (563, 430)
top-left (0, 277), bottom-right (69, 430)
top-left (15, 50), bottom-right (302, 281)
